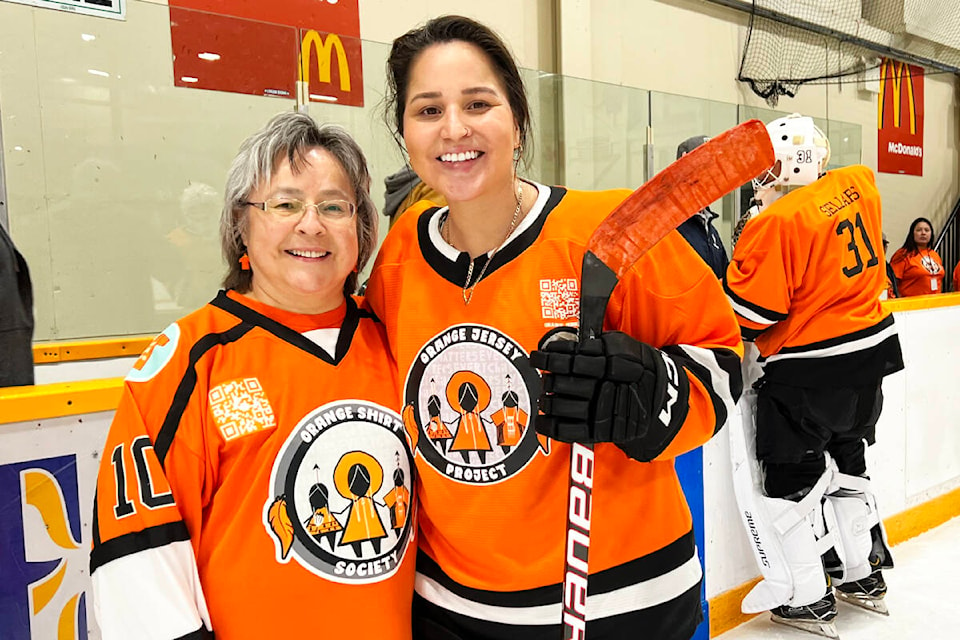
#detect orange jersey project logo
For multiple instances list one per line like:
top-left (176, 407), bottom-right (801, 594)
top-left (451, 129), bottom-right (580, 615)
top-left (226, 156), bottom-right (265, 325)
top-left (403, 324), bottom-right (547, 486)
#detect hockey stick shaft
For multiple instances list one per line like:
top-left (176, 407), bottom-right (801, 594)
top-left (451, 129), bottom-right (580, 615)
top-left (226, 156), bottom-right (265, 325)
top-left (561, 119), bottom-right (774, 639)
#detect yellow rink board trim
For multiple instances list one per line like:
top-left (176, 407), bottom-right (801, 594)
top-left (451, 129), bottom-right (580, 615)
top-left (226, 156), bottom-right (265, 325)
top-left (0, 378), bottom-right (124, 425)
top-left (709, 486), bottom-right (960, 636)
top-left (883, 291), bottom-right (960, 313)
top-left (33, 336), bottom-right (154, 364)
top-left (27, 294), bottom-right (956, 365)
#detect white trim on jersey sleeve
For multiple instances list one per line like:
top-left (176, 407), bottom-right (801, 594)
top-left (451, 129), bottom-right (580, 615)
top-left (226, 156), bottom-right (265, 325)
top-left (93, 539), bottom-right (212, 640)
top-left (675, 344), bottom-right (738, 423)
top-left (762, 321), bottom-right (899, 364)
top-left (726, 295), bottom-right (778, 326)
top-left (414, 553), bottom-right (701, 625)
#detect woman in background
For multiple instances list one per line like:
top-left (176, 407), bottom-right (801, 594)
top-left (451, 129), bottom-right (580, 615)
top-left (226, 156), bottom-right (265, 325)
top-left (890, 217), bottom-right (944, 296)
top-left (90, 112), bottom-right (415, 639)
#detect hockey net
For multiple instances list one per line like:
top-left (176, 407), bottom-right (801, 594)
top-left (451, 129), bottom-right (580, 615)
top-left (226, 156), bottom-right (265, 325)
top-left (725, 0), bottom-right (960, 106)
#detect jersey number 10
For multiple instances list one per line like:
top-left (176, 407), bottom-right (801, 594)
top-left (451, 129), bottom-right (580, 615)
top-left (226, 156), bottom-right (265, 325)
top-left (111, 436), bottom-right (175, 518)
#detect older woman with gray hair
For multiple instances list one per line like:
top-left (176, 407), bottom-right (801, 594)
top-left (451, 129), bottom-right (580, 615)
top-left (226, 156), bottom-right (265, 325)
top-left (91, 111), bottom-right (416, 640)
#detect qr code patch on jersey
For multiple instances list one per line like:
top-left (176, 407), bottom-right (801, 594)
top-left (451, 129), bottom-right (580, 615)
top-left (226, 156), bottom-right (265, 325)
top-left (209, 377), bottom-right (277, 441)
top-left (539, 278), bottom-right (579, 321)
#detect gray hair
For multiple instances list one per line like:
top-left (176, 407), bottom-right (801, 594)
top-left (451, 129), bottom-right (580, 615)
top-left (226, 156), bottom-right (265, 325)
top-left (220, 111), bottom-right (378, 296)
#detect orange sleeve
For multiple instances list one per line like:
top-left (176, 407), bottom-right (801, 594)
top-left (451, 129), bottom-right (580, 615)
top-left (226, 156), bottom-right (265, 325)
top-left (91, 331), bottom-right (212, 638)
top-left (607, 232), bottom-right (744, 460)
top-left (890, 248), bottom-right (908, 279)
top-left (725, 213), bottom-right (796, 340)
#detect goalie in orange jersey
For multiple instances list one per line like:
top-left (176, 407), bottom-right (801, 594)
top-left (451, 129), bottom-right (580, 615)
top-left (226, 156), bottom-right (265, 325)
top-left (726, 113), bottom-right (904, 638)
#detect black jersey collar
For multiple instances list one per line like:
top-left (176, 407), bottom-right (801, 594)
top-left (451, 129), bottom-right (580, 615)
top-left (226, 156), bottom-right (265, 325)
top-left (417, 183), bottom-right (567, 287)
top-left (211, 291), bottom-right (370, 365)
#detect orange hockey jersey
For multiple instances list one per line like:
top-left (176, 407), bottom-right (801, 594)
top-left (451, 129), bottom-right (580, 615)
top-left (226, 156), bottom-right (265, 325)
top-left (365, 183), bottom-right (743, 638)
top-left (90, 291), bottom-right (415, 639)
top-left (725, 165), bottom-right (903, 386)
top-left (890, 246), bottom-right (945, 297)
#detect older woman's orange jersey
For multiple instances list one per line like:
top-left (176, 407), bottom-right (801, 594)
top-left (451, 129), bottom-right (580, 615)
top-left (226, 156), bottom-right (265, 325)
top-left (365, 183), bottom-right (743, 638)
top-left (91, 291), bottom-right (415, 639)
top-left (725, 165), bottom-right (902, 386)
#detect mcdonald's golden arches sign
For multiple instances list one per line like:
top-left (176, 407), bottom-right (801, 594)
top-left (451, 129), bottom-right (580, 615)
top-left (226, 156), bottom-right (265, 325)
top-left (877, 58), bottom-right (924, 176)
top-left (169, 0), bottom-right (364, 107)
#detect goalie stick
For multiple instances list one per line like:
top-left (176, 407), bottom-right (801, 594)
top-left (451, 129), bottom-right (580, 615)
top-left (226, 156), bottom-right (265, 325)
top-left (559, 119), bottom-right (774, 639)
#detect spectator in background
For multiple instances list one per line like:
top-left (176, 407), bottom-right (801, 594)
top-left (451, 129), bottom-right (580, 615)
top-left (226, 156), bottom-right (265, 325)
top-left (163, 181), bottom-right (222, 311)
top-left (0, 221), bottom-right (34, 387)
top-left (890, 217), bottom-right (944, 297)
top-left (383, 164), bottom-right (446, 229)
top-left (953, 260), bottom-right (960, 294)
top-left (675, 135), bottom-right (728, 278)
top-left (882, 233), bottom-right (899, 299)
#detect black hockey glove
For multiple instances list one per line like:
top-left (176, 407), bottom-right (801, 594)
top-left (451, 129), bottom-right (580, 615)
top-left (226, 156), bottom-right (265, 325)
top-left (529, 328), bottom-right (690, 461)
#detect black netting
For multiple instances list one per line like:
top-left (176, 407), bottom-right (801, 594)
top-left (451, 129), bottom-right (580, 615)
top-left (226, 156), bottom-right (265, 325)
top-left (735, 0), bottom-right (960, 106)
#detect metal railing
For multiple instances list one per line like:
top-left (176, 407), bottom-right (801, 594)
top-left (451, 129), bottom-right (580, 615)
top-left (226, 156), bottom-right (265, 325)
top-left (934, 195), bottom-right (960, 292)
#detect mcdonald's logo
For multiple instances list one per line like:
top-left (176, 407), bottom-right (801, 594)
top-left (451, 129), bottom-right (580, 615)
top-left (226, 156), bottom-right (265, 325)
top-left (878, 59), bottom-right (917, 134)
top-left (299, 29), bottom-right (364, 107)
top-left (877, 57), bottom-right (923, 176)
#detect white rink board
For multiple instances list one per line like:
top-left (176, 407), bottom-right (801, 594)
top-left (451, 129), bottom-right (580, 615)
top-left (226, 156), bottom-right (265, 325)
top-left (0, 412), bottom-right (112, 640)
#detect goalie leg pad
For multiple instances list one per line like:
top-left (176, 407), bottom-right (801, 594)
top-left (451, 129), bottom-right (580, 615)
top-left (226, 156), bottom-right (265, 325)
top-left (826, 473), bottom-right (893, 584)
top-left (730, 394), bottom-right (840, 613)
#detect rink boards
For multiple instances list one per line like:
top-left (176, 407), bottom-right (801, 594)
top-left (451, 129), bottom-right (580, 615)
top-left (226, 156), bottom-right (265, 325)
top-left (1, 295), bottom-right (959, 640)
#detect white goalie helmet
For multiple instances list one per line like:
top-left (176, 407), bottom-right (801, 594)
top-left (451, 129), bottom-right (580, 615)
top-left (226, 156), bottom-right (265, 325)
top-left (752, 113), bottom-right (831, 209)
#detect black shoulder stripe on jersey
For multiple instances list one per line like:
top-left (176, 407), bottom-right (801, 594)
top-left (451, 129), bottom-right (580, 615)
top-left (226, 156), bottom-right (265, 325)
top-left (418, 186), bottom-right (566, 287)
top-left (775, 313), bottom-right (895, 355)
top-left (415, 529), bottom-right (694, 608)
top-left (211, 291), bottom-right (364, 364)
top-left (175, 626), bottom-right (214, 640)
top-left (89, 520), bottom-right (190, 574)
top-left (155, 321), bottom-right (253, 466)
top-left (723, 280), bottom-right (788, 323)
top-left (741, 326), bottom-right (765, 341)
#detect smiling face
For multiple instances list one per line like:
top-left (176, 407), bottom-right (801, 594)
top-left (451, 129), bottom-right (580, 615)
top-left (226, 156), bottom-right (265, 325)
top-left (401, 41), bottom-right (521, 206)
top-left (243, 147), bottom-right (359, 314)
top-left (913, 221), bottom-right (932, 248)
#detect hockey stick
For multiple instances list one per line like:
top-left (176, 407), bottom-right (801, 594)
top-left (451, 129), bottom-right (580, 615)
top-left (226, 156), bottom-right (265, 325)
top-left (560, 119), bottom-right (774, 639)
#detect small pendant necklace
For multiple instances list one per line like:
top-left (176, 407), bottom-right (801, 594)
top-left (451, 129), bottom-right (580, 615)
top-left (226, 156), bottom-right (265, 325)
top-left (442, 183), bottom-right (524, 305)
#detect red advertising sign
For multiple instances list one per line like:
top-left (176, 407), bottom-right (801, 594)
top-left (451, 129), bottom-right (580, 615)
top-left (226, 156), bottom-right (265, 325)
top-left (168, 0), bottom-right (363, 107)
top-left (169, 0), bottom-right (359, 36)
top-left (170, 8), bottom-right (299, 99)
top-left (877, 58), bottom-right (924, 176)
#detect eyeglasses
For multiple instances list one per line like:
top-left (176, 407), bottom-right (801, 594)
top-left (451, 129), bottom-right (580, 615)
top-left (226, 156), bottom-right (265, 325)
top-left (244, 198), bottom-right (356, 221)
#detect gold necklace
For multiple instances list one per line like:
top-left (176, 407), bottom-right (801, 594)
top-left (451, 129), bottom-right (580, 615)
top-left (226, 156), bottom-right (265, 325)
top-left (442, 183), bottom-right (524, 305)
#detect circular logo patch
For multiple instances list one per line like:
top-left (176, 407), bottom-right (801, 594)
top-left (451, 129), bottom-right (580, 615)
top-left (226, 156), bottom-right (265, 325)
top-left (264, 400), bottom-right (414, 584)
top-left (404, 324), bottom-right (544, 485)
top-left (126, 323), bottom-right (180, 383)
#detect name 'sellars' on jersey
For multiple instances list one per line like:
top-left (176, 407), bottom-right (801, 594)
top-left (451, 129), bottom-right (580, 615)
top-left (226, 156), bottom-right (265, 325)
top-left (90, 291), bottom-right (416, 640)
top-left (725, 164), bottom-right (904, 386)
